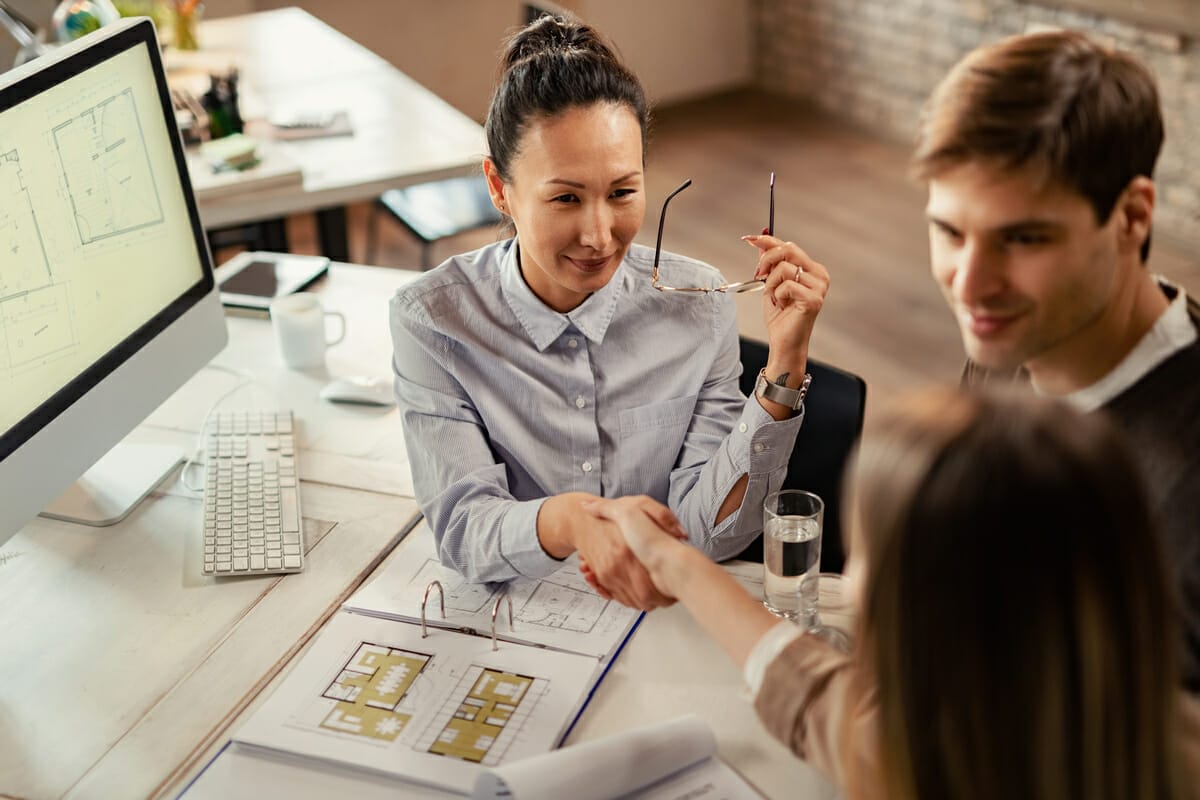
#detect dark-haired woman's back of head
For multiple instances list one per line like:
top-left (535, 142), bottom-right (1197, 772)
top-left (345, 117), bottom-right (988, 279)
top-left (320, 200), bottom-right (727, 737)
top-left (485, 13), bottom-right (650, 181)
top-left (850, 388), bottom-right (1186, 800)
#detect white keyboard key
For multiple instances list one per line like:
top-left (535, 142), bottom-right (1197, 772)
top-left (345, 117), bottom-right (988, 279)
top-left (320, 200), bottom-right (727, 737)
top-left (279, 489), bottom-right (300, 533)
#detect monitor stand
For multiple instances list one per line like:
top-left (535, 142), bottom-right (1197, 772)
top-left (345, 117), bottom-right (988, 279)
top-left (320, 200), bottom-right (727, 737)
top-left (39, 442), bottom-right (185, 527)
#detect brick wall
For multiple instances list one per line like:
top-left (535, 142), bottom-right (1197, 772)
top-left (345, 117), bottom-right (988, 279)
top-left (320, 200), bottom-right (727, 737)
top-left (754, 0), bottom-right (1200, 250)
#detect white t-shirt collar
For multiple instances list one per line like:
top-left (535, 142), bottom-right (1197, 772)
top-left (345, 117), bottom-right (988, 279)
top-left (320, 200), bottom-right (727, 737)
top-left (1057, 280), bottom-right (1196, 412)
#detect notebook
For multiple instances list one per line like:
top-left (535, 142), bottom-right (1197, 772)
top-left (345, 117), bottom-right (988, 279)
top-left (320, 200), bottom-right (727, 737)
top-left (222, 520), bottom-right (642, 796)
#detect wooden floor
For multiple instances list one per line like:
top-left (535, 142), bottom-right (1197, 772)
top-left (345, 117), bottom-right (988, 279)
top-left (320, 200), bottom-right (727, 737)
top-left (265, 90), bottom-right (1200, 424)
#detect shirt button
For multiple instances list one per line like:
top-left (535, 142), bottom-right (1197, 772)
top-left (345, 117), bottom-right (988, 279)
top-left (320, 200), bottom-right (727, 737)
top-left (753, 442), bottom-right (766, 453)
top-left (581, 461), bottom-right (593, 473)
top-left (567, 338), bottom-right (579, 349)
top-left (738, 422), bottom-right (748, 433)
top-left (575, 396), bottom-right (586, 409)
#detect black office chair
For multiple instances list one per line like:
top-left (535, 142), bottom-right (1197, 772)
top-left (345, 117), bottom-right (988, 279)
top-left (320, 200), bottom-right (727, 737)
top-left (364, 174), bottom-right (504, 267)
top-left (735, 337), bottom-right (867, 574)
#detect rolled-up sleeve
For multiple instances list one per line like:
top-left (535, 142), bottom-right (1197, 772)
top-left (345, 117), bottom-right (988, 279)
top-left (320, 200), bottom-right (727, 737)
top-left (390, 292), bottom-right (560, 583)
top-left (668, 298), bottom-right (803, 560)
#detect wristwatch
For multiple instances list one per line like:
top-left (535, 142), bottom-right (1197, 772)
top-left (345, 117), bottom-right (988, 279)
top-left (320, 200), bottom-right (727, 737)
top-left (754, 368), bottom-right (812, 411)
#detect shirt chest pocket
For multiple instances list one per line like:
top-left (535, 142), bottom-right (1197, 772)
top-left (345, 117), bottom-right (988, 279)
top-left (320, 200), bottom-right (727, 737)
top-left (617, 394), bottom-right (698, 498)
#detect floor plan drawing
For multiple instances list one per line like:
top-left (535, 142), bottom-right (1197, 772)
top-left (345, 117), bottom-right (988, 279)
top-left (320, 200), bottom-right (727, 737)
top-left (411, 558), bottom-right (497, 615)
top-left (0, 283), bottom-right (75, 374)
top-left (515, 579), bottom-right (610, 634)
top-left (318, 642), bottom-right (432, 743)
top-left (344, 521), bottom-right (642, 659)
top-left (421, 667), bottom-right (540, 765)
top-left (0, 150), bottom-right (77, 385)
top-left (52, 88), bottom-right (163, 244)
top-left (0, 150), bottom-right (51, 299)
top-left (233, 608), bottom-right (596, 795)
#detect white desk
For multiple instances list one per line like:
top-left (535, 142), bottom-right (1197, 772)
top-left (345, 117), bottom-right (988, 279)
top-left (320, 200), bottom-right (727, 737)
top-left (168, 8), bottom-right (487, 259)
top-left (0, 264), bottom-right (833, 799)
top-left (0, 264), bottom-right (424, 800)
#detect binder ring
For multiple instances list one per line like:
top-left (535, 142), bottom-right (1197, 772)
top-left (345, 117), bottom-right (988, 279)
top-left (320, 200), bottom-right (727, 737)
top-left (491, 592), bottom-right (513, 651)
top-left (421, 580), bottom-right (445, 638)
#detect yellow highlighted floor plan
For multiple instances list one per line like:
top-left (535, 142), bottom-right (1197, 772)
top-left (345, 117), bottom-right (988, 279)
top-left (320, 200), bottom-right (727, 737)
top-left (429, 669), bottom-right (534, 763)
top-left (320, 642), bottom-right (431, 742)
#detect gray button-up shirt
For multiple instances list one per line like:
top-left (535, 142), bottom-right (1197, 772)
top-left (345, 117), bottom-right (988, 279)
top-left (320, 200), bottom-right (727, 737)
top-left (390, 238), bottom-right (803, 583)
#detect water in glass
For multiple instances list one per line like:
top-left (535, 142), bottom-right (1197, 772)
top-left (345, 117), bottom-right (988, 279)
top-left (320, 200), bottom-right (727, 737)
top-left (763, 515), bottom-right (821, 619)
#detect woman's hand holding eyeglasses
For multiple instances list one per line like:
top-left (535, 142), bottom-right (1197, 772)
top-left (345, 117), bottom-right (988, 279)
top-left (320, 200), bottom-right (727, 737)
top-left (743, 234), bottom-right (830, 410)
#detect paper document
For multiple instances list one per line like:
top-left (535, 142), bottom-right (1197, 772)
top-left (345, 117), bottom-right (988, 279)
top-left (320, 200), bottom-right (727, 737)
top-left (185, 138), bottom-right (303, 201)
top-left (473, 715), bottom-right (763, 800)
top-left (234, 611), bottom-right (599, 795)
top-left (345, 521), bottom-right (640, 660)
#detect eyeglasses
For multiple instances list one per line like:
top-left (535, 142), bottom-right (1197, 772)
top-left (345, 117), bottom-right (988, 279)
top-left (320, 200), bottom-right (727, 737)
top-left (651, 172), bottom-right (774, 294)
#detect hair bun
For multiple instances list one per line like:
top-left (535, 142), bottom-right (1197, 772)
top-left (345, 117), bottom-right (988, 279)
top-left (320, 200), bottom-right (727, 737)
top-left (502, 13), bottom-right (617, 71)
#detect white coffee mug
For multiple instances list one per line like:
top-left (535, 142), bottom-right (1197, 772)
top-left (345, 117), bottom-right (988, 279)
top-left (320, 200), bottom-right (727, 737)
top-left (269, 292), bottom-right (346, 369)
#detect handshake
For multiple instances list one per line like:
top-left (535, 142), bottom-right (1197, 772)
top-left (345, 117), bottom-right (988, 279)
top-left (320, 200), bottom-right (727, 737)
top-left (573, 495), bottom-right (696, 611)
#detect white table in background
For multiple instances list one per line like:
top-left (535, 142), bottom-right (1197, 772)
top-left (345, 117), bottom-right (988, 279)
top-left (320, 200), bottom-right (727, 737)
top-left (169, 7), bottom-right (487, 260)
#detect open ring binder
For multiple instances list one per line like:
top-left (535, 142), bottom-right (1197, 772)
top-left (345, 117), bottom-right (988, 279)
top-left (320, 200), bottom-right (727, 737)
top-left (420, 579), bottom-right (445, 637)
top-left (491, 592), bottom-right (512, 651)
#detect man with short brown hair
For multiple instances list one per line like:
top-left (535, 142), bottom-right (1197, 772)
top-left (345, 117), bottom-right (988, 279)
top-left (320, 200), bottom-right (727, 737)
top-left (914, 30), bottom-right (1200, 690)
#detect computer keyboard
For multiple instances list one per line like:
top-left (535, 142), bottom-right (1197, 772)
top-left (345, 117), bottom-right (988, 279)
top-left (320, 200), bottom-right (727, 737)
top-left (202, 410), bottom-right (304, 576)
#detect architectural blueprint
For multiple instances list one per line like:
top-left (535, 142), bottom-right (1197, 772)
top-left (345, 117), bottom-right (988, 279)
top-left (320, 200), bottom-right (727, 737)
top-left (0, 44), bottom-right (199, 436)
top-left (51, 88), bottom-right (163, 244)
top-left (0, 148), bottom-right (76, 388)
top-left (343, 521), bottom-right (641, 660)
top-left (234, 611), bottom-right (597, 795)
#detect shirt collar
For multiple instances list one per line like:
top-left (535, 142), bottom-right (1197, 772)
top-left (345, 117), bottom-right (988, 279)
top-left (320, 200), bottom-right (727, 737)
top-left (499, 239), bottom-right (626, 351)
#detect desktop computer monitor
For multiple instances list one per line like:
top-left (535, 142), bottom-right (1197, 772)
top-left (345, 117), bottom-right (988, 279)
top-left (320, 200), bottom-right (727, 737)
top-left (0, 18), bottom-right (228, 543)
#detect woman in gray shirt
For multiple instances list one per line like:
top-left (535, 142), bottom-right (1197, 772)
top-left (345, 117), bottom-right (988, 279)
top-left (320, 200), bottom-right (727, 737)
top-left (390, 13), bottom-right (828, 609)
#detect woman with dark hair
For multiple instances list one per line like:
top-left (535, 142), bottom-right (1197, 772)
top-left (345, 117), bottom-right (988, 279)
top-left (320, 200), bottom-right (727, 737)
top-left (585, 388), bottom-right (1200, 799)
top-left (390, 14), bottom-right (828, 609)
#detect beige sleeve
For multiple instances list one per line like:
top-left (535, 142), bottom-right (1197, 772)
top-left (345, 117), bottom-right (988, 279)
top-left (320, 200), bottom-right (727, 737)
top-left (752, 635), bottom-right (880, 791)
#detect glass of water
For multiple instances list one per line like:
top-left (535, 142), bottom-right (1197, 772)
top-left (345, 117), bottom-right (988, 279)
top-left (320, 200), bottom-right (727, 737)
top-left (762, 489), bottom-right (824, 622)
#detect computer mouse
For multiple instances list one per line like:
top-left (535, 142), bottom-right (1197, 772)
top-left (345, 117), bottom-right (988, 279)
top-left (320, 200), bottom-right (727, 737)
top-left (318, 376), bottom-right (396, 407)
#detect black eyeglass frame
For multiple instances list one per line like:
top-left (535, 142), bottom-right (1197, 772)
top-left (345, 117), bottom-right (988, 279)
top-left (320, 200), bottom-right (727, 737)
top-left (651, 174), bottom-right (774, 294)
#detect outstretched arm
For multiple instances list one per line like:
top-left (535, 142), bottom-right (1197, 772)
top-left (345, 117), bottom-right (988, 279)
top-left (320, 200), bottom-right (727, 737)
top-left (583, 495), bottom-right (779, 667)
